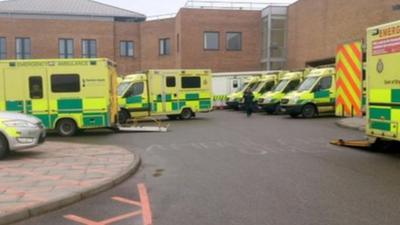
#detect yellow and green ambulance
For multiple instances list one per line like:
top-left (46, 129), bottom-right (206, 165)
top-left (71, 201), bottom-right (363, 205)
top-left (280, 67), bottom-right (336, 118)
top-left (226, 76), bottom-right (260, 110)
top-left (365, 20), bottom-right (400, 142)
top-left (0, 58), bottom-right (119, 136)
top-left (118, 69), bottom-right (213, 122)
top-left (258, 71), bottom-right (306, 114)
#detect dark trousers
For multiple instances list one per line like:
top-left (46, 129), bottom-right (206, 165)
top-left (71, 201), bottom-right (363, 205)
top-left (245, 105), bottom-right (253, 117)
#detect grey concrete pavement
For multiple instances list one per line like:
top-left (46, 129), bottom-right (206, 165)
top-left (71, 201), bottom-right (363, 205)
top-left (336, 117), bottom-right (366, 131)
top-left (0, 142), bottom-right (139, 225)
top-left (12, 111), bottom-right (400, 225)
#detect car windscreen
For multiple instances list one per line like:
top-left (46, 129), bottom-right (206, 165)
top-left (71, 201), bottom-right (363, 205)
top-left (118, 82), bottom-right (131, 96)
top-left (297, 77), bottom-right (318, 91)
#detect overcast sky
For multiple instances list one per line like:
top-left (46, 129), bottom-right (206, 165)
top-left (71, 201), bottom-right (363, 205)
top-left (96, 0), bottom-right (296, 17)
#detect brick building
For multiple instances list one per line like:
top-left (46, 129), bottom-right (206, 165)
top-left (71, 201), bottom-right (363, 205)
top-left (287, 0), bottom-right (400, 69)
top-left (0, 0), bottom-right (263, 74)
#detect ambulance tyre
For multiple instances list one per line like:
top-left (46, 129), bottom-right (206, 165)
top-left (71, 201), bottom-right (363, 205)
top-left (180, 108), bottom-right (193, 120)
top-left (56, 119), bottom-right (78, 137)
top-left (302, 104), bottom-right (317, 118)
top-left (118, 110), bottom-right (130, 124)
top-left (0, 134), bottom-right (9, 160)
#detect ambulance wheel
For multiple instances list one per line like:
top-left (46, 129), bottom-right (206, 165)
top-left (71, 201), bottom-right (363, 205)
top-left (302, 104), bottom-right (317, 118)
top-left (56, 119), bottom-right (77, 137)
top-left (0, 134), bottom-right (9, 160)
top-left (119, 110), bottom-right (130, 124)
top-left (180, 108), bottom-right (193, 120)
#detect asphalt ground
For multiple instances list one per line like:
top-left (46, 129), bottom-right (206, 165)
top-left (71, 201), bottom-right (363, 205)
top-left (12, 110), bottom-right (400, 225)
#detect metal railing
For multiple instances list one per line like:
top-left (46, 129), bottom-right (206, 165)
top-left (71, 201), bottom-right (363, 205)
top-left (146, 13), bottom-right (177, 21)
top-left (184, 0), bottom-right (292, 10)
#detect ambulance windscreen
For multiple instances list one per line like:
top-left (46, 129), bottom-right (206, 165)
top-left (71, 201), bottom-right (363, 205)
top-left (298, 77), bottom-right (318, 91)
top-left (118, 82), bottom-right (131, 96)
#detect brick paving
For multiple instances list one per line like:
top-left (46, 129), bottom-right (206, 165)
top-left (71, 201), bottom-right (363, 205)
top-left (0, 141), bottom-right (138, 225)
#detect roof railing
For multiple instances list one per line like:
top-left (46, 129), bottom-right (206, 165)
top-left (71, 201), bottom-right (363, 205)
top-left (184, 0), bottom-right (290, 10)
top-left (146, 13), bottom-right (177, 21)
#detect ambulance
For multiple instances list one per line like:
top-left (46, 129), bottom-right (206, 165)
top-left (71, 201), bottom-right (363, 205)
top-left (365, 20), bottom-right (400, 142)
top-left (226, 76), bottom-right (260, 110)
top-left (226, 71), bottom-right (286, 110)
top-left (118, 69), bottom-right (213, 123)
top-left (0, 58), bottom-right (119, 136)
top-left (259, 70), bottom-right (309, 114)
top-left (280, 67), bottom-right (336, 118)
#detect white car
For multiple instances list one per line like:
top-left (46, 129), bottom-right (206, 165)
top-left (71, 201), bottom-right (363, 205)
top-left (0, 112), bottom-right (46, 159)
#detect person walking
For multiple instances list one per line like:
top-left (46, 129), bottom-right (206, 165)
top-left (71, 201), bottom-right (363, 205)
top-left (243, 89), bottom-right (255, 117)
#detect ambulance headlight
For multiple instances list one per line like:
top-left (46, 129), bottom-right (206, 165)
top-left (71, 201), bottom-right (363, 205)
top-left (264, 97), bottom-right (272, 103)
top-left (3, 120), bottom-right (37, 128)
top-left (290, 96), bottom-right (300, 104)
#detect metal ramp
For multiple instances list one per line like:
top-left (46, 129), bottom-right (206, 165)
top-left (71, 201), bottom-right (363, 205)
top-left (117, 117), bottom-right (169, 133)
top-left (330, 139), bottom-right (371, 148)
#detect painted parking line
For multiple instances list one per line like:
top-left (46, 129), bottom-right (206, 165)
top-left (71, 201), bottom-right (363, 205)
top-left (64, 183), bottom-right (152, 225)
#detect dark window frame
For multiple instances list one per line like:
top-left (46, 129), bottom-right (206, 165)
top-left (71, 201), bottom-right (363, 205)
top-left (51, 74), bottom-right (81, 93)
top-left (81, 39), bottom-right (97, 58)
top-left (29, 76), bottom-right (43, 99)
top-left (226, 32), bottom-right (242, 51)
top-left (16, 37), bottom-right (31, 59)
top-left (59, 38), bottom-right (74, 59)
top-left (204, 31), bottom-right (220, 51)
top-left (159, 38), bottom-right (171, 56)
top-left (0, 37), bottom-right (6, 59)
top-left (181, 76), bottom-right (201, 89)
top-left (120, 40), bottom-right (135, 57)
top-left (166, 76), bottom-right (176, 87)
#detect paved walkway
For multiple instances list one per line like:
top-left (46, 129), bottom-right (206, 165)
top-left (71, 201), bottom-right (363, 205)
top-left (0, 141), bottom-right (140, 225)
top-left (336, 117), bottom-right (366, 131)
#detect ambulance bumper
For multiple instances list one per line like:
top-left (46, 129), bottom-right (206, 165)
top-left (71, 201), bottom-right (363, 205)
top-left (226, 101), bottom-right (240, 109)
top-left (280, 104), bottom-right (303, 114)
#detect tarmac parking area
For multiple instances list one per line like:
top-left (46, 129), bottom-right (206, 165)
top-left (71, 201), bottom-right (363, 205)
top-left (13, 110), bottom-right (400, 225)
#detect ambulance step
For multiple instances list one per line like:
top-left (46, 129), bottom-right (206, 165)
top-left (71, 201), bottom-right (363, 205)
top-left (117, 125), bottom-right (169, 133)
top-left (330, 139), bottom-right (371, 148)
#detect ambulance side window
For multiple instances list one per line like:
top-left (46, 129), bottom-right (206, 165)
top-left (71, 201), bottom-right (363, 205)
top-left (166, 77), bottom-right (176, 87)
top-left (51, 74), bottom-right (80, 93)
top-left (29, 76), bottom-right (43, 99)
top-left (182, 77), bottom-right (201, 88)
top-left (124, 82), bottom-right (144, 97)
top-left (318, 76), bottom-right (332, 90)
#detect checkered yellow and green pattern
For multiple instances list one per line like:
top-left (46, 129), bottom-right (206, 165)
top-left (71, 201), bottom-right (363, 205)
top-left (2, 98), bottom-right (111, 129)
top-left (367, 89), bottom-right (400, 139)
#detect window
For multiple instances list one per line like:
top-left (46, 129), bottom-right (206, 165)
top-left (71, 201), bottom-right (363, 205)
top-left (59, 39), bottom-right (74, 58)
top-left (29, 76), bottom-right (43, 99)
top-left (284, 80), bottom-right (300, 93)
top-left (51, 74), bottom-right (80, 93)
top-left (232, 80), bottom-right (238, 88)
top-left (120, 41), bottom-right (134, 57)
top-left (0, 37), bottom-right (6, 59)
top-left (166, 77), bottom-right (176, 87)
top-left (159, 38), bottom-right (171, 56)
top-left (16, 38), bottom-right (31, 59)
top-left (204, 32), bottom-right (219, 50)
top-left (82, 39), bottom-right (97, 58)
top-left (317, 76), bottom-right (332, 91)
top-left (226, 32), bottom-right (242, 51)
top-left (182, 77), bottom-right (201, 89)
top-left (124, 82), bottom-right (144, 97)
top-left (259, 81), bottom-right (275, 94)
